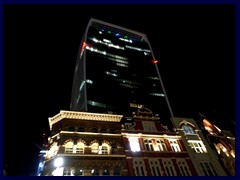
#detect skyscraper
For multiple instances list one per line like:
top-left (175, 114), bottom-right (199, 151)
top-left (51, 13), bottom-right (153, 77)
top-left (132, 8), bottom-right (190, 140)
top-left (70, 18), bottom-right (173, 123)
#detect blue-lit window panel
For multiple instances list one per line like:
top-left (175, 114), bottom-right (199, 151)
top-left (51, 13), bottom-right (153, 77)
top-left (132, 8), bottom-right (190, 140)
top-left (182, 125), bottom-right (196, 134)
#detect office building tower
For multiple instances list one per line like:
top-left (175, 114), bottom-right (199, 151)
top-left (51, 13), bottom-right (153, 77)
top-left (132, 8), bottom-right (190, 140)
top-left (70, 18), bottom-right (173, 123)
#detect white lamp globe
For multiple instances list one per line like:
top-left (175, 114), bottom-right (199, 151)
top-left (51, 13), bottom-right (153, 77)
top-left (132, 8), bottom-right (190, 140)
top-left (54, 157), bottom-right (63, 167)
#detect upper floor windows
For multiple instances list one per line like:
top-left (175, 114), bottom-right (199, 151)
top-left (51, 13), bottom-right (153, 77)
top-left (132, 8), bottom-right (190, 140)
top-left (142, 121), bottom-right (156, 132)
top-left (188, 140), bottom-right (207, 153)
top-left (168, 140), bottom-right (181, 152)
top-left (156, 140), bottom-right (167, 152)
top-left (144, 139), bottom-right (154, 151)
top-left (65, 142), bottom-right (74, 153)
top-left (129, 138), bottom-right (141, 152)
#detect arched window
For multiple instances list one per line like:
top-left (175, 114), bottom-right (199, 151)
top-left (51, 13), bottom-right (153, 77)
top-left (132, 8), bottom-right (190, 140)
top-left (91, 143), bottom-right (99, 154)
top-left (182, 125), bottom-right (195, 134)
top-left (76, 142), bottom-right (85, 154)
top-left (65, 142), bottom-right (74, 153)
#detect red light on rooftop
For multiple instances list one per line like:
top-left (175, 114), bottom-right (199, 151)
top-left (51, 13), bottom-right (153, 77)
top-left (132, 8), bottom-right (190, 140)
top-left (151, 59), bottom-right (158, 64)
top-left (80, 42), bottom-right (88, 55)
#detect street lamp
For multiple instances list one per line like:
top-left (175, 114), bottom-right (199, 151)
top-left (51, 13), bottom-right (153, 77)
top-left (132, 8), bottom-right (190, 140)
top-left (53, 157), bottom-right (64, 176)
top-left (54, 157), bottom-right (63, 168)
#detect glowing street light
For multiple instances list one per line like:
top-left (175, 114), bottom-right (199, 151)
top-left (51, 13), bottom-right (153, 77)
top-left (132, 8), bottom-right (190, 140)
top-left (53, 157), bottom-right (64, 176)
top-left (54, 157), bottom-right (63, 168)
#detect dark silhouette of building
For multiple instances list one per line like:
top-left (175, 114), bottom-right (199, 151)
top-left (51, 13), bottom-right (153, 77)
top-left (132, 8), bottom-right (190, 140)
top-left (70, 18), bottom-right (173, 123)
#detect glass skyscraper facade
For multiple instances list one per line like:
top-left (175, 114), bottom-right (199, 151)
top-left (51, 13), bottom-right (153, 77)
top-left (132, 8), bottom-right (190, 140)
top-left (70, 18), bottom-right (172, 120)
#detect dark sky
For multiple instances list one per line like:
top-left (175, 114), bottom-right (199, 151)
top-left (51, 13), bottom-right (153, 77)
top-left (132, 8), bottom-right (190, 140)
top-left (3, 4), bottom-right (235, 176)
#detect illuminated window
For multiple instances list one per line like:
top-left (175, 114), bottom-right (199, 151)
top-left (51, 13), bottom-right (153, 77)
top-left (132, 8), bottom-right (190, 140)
top-left (87, 100), bottom-right (107, 108)
top-left (76, 142), bottom-right (85, 154)
top-left (101, 145), bottom-right (109, 155)
top-left (177, 159), bottom-right (191, 176)
top-left (188, 140), bottom-right (207, 153)
top-left (156, 140), bottom-right (167, 151)
top-left (129, 138), bottom-right (141, 152)
top-left (65, 142), bottom-right (74, 153)
top-left (144, 139), bottom-right (154, 151)
top-left (168, 140), bottom-right (181, 152)
top-left (91, 143), bottom-right (99, 154)
top-left (200, 162), bottom-right (218, 176)
top-left (182, 125), bottom-right (196, 134)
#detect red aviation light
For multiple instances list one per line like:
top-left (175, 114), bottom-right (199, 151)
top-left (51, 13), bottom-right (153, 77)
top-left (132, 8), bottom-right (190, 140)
top-left (80, 42), bottom-right (88, 56)
top-left (151, 59), bottom-right (158, 64)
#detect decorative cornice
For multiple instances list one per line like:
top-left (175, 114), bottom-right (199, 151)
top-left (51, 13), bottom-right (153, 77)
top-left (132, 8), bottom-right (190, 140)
top-left (48, 110), bottom-right (123, 130)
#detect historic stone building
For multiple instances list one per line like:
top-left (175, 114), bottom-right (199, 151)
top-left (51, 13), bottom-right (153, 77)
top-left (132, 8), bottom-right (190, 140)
top-left (200, 117), bottom-right (235, 176)
top-left (40, 107), bottom-right (233, 176)
top-left (121, 107), bottom-right (197, 176)
top-left (171, 117), bottom-right (227, 176)
top-left (41, 111), bottom-right (128, 176)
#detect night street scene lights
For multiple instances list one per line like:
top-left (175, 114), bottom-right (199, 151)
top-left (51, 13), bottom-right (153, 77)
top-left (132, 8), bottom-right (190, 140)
top-left (52, 157), bottom-right (64, 176)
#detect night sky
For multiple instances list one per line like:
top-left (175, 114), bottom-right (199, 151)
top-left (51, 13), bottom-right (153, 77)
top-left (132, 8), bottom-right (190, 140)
top-left (3, 4), bottom-right (235, 176)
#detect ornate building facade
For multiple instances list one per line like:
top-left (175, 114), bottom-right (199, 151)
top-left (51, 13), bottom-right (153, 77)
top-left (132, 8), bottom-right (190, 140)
top-left (41, 111), bottom-right (128, 176)
top-left (40, 107), bottom-right (232, 176)
top-left (200, 117), bottom-right (235, 176)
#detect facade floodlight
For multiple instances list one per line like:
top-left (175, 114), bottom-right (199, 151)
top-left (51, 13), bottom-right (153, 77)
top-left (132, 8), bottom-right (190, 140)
top-left (54, 157), bottom-right (63, 168)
